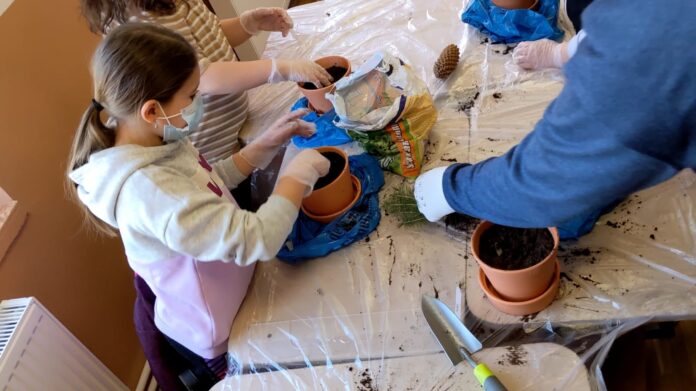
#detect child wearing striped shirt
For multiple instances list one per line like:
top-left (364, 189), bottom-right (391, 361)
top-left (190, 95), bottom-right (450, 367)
top-left (81, 0), bottom-right (332, 163)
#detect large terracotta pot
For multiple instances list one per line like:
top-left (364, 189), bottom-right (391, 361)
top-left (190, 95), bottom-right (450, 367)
top-left (301, 147), bottom-right (360, 223)
top-left (478, 260), bottom-right (560, 316)
top-left (471, 221), bottom-right (559, 302)
top-left (297, 56), bottom-right (351, 114)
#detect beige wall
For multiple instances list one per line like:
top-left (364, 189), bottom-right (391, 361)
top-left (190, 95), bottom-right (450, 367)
top-left (0, 0), bottom-right (144, 387)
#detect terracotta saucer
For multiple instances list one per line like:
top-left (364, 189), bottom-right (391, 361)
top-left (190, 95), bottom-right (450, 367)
top-left (301, 175), bottom-right (361, 224)
top-left (478, 258), bottom-right (560, 316)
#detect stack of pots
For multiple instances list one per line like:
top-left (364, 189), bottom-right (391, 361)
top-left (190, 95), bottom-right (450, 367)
top-left (301, 146), bottom-right (361, 224)
top-left (471, 221), bottom-right (561, 316)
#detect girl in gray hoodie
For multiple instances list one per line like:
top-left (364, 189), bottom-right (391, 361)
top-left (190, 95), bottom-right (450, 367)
top-left (67, 23), bottom-right (329, 371)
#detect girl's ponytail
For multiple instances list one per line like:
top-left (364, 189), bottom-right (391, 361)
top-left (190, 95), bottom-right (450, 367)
top-left (65, 99), bottom-right (118, 236)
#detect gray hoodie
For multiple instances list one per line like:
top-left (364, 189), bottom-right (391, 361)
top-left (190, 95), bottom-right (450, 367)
top-left (69, 140), bottom-right (297, 358)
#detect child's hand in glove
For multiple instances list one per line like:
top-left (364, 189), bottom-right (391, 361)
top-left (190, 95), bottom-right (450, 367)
top-left (279, 149), bottom-right (330, 196)
top-left (268, 59), bottom-right (333, 88)
top-left (239, 109), bottom-right (315, 169)
top-left (240, 7), bottom-right (293, 37)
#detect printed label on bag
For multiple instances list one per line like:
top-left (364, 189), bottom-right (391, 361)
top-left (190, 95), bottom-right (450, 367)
top-left (385, 119), bottom-right (421, 177)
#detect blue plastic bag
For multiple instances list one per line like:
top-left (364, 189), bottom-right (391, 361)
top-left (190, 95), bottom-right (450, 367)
top-left (291, 97), bottom-right (353, 148)
top-left (461, 0), bottom-right (564, 44)
top-left (277, 154), bottom-right (384, 263)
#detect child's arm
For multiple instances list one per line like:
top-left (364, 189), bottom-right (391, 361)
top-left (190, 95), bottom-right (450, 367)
top-left (218, 8), bottom-right (296, 48)
top-left (212, 109), bottom-right (315, 188)
top-left (198, 59), bottom-right (332, 96)
top-left (219, 17), bottom-right (253, 48)
top-left (119, 150), bottom-right (328, 265)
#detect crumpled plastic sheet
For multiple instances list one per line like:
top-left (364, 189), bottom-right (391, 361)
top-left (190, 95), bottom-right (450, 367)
top-left (218, 0), bottom-right (696, 390)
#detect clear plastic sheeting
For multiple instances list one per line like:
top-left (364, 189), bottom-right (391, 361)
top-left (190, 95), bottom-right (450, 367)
top-left (216, 0), bottom-right (696, 389)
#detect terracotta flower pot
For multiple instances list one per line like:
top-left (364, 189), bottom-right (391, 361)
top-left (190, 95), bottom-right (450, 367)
top-left (471, 221), bottom-right (559, 302)
top-left (302, 175), bottom-right (361, 224)
top-left (478, 259), bottom-right (560, 316)
top-left (301, 147), bottom-right (359, 222)
top-left (492, 0), bottom-right (538, 10)
top-left (297, 56), bottom-right (351, 114)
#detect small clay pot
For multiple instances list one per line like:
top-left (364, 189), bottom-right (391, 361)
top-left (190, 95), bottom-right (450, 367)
top-left (297, 56), bottom-right (351, 114)
top-left (478, 259), bottom-right (560, 316)
top-left (492, 0), bottom-right (537, 10)
top-left (472, 221), bottom-right (559, 302)
top-left (302, 175), bottom-right (361, 224)
top-left (302, 147), bottom-right (356, 220)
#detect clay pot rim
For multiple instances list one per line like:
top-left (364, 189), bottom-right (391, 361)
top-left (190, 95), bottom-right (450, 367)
top-left (296, 55), bottom-right (350, 93)
top-left (312, 146), bottom-right (349, 193)
top-left (471, 220), bottom-right (559, 275)
top-left (301, 175), bottom-right (362, 224)
top-left (479, 258), bottom-right (560, 314)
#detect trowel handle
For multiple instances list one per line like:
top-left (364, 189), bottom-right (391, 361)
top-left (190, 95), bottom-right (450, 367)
top-left (474, 364), bottom-right (508, 391)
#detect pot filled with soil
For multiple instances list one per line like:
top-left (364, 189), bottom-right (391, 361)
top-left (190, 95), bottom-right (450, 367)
top-left (492, 0), bottom-right (539, 10)
top-left (302, 146), bottom-right (361, 224)
top-left (471, 221), bottom-right (559, 303)
top-left (298, 56), bottom-right (351, 114)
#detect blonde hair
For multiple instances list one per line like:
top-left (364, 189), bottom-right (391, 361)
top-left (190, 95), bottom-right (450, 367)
top-left (66, 23), bottom-right (197, 236)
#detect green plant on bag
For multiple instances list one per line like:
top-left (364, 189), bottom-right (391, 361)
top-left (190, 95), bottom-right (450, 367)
top-left (348, 129), bottom-right (400, 171)
top-left (383, 186), bottom-right (426, 226)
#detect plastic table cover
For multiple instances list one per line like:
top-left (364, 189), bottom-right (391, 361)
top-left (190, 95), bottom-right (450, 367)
top-left (219, 0), bottom-right (696, 389)
top-left (212, 343), bottom-right (590, 390)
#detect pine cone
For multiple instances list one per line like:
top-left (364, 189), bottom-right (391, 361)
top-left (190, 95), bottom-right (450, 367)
top-left (433, 44), bottom-right (460, 79)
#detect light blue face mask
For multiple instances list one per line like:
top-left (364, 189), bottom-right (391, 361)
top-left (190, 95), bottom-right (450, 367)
top-left (156, 95), bottom-right (203, 142)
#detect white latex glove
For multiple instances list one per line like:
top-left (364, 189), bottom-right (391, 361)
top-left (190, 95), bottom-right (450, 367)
top-left (279, 149), bottom-right (330, 196)
top-left (239, 7), bottom-right (293, 37)
top-left (268, 58), bottom-right (333, 88)
top-left (414, 166), bottom-right (456, 222)
top-left (513, 39), bottom-right (565, 70)
top-left (239, 109), bottom-right (315, 169)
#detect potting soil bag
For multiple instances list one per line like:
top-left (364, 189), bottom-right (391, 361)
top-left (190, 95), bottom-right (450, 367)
top-left (290, 97), bottom-right (353, 148)
top-left (461, 0), bottom-right (564, 44)
top-left (327, 51), bottom-right (437, 177)
top-left (277, 153), bottom-right (384, 263)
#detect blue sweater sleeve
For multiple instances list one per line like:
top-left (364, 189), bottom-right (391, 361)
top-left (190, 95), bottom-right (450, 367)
top-left (442, 0), bottom-right (696, 228)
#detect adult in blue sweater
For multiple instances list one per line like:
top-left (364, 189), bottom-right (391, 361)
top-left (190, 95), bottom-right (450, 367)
top-left (415, 0), bottom-right (695, 237)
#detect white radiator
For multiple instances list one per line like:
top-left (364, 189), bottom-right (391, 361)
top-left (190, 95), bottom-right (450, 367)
top-left (0, 297), bottom-right (129, 391)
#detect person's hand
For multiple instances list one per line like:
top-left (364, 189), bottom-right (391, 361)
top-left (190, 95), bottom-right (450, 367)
top-left (513, 39), bottom-right (565, 70)
top-left (240, 7), bottom-right (293, 37)
top-left (279, 149), bottom-right (330, 196)
top-left (268, 59), bottom-right (333, 88)
top-left (414, 166), bottom-right (455, 222)
top-left (239, 109), bottom-right (315, 169)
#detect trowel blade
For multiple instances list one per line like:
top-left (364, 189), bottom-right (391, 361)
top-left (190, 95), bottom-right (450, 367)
top-left (422, 295), bottom-right (483, 366)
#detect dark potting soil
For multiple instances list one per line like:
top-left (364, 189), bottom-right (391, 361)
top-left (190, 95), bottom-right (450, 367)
top-left (300, 66), bottom-right (347, 90)
top-left (313, 151), bottom-right (345, 190)
top-left (479, 225), bottom-right (554, 270)
top-left (444, 213), bottom-right (480, 233)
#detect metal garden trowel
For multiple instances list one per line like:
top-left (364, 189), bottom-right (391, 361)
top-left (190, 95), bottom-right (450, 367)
top-left (422, 295), bottom-right (508, 391)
